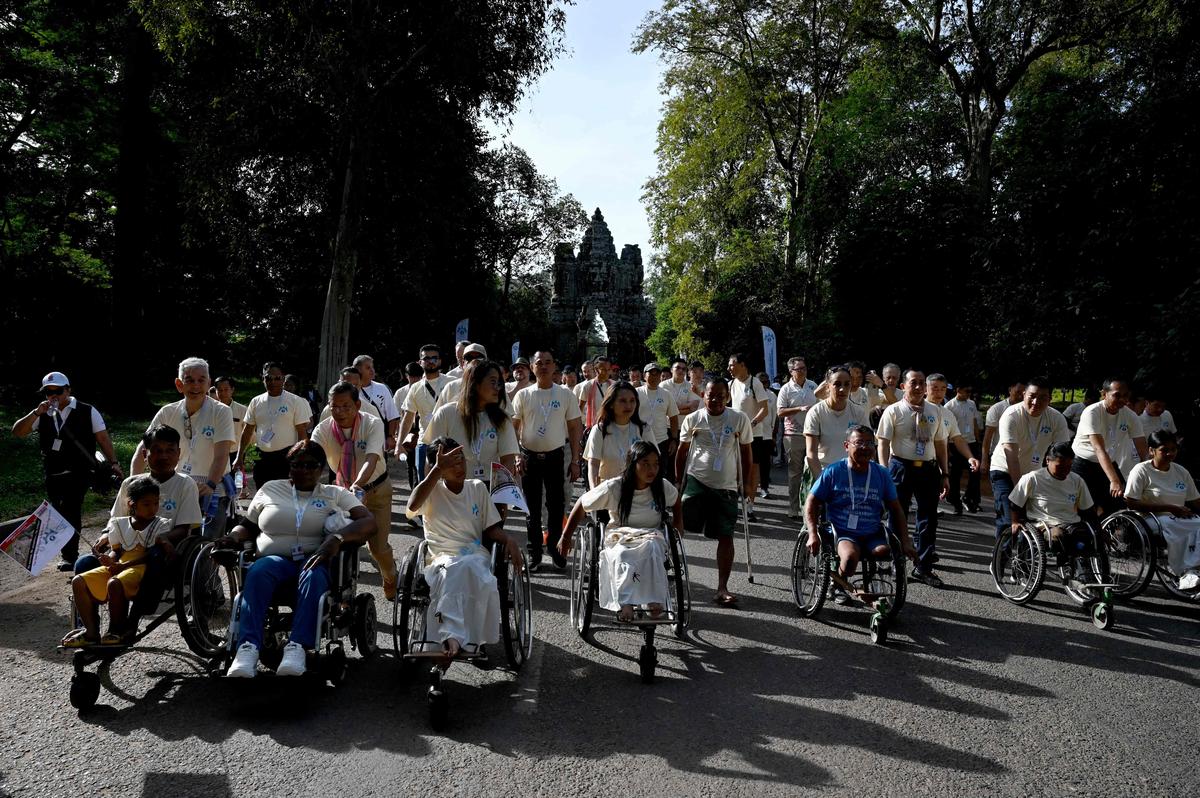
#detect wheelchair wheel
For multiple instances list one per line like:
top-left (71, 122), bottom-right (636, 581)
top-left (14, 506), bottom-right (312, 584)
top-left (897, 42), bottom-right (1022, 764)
top-left (869, 609), bottom-right (888, 646)
top-left (351, 593), bottom-right (378, 657)
top-left (497, 544), bottom-right (534, 669)
top-left (1101, 511), bottom-right (1154, 598)
top-left (864, 535), bottom-right (906, 621)
top-left (992, 524), bottom-right (1045, 604)
top-left (323, 643), bottom-right (348, 686)
top-left (178, 542), bottom-right (239, 658)
top-left (69, 671), bottom-right (101, 712)
top-left (569, 522), bottom-right (598, 637)
top-left (790, 530), bottom-right (829, 618)
top-left (638, 643), bottom-right (657, 684)
top-left (666, 526), bottom-right (691, 638)
top-left (1062, 528), bottom-right (1111, 605)
top-left (392, 546), bottom-right (421, 661)
top-left (1156, 558), bottom-right (1200, 602)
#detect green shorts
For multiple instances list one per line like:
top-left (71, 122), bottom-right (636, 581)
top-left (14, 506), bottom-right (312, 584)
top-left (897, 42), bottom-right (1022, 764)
top-left (682, 475), bottom-right (739, 539)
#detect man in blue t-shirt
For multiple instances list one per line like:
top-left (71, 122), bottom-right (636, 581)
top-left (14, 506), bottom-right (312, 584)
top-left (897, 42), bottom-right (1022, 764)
top-left (805, 425), bottom-right (917, 598)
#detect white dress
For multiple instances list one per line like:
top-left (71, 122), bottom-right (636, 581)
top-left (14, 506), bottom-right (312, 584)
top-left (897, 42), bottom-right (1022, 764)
top-left (580, 477), bottom-right (679, 611)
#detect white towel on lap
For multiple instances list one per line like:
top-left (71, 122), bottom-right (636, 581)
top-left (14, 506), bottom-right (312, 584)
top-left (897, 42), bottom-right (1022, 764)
top-left (422, 552), bottom-right (501, 648)
top-left (1155, 515), bottom-right (1200, 575)
top-left (598, 526), bottom-right (669, 611)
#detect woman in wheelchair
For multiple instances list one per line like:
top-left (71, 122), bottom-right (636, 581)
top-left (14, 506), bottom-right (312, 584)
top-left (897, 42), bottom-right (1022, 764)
top-left (804, 425), bottom-right (917, 604)
top-left (1124, 430), bottom-right (1200, 591)
top-left (1007, 442), bottom-right (1098, 579)
top-left (220, 441), bottom-right (376, 678)
top-left (559, 440), bottom-right (681, 622)
top-left (63, 477), bottom-right (170, 647)
top-left (405, 437), bottom-right (524, 665)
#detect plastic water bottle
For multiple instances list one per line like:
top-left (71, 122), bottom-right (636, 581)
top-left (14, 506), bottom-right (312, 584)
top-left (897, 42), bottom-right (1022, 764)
top-left (398, 452), bottom-right (408, 463)
top-left (234, 471), bottom-right (244, 492)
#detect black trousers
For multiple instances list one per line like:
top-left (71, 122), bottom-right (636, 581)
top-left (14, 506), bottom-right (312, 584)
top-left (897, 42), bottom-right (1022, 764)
top-left (948, 441), bottom-right (982, 509)
top-left (521, 447), bottom-right (565, 556)
top-left (252, 449), bottom-right (290, 490)
top-left (1071, 457), bottom-right (1124, 516)
top-left (47, 470), bottom-right (89, 563)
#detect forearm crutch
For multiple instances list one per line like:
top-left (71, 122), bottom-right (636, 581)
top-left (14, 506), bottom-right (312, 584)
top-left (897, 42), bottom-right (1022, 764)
top-left (734, 432), bottom-right (755, 583)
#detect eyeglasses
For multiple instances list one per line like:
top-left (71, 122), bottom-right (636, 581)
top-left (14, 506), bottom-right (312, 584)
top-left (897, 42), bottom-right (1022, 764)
top-left (183, 413), bottom-right (194, 442)
top-left (42, 387), bottom-right (65, 396)
top-left (289, 460), bottom-right (323, 471)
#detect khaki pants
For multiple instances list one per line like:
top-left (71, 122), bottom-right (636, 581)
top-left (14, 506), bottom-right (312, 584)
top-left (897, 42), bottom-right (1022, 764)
top-left (363, 477), bottom-right (397, 588)
top-left (784, 436), bottom-right (808, 517)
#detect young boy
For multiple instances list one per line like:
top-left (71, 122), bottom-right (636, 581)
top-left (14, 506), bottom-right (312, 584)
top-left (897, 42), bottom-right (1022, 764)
top-left (63, 477), bottom-right (171, 646)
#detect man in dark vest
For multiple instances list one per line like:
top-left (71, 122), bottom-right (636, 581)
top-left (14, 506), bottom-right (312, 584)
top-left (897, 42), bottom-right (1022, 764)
top-left (11, 372), bottom-right (123, 569)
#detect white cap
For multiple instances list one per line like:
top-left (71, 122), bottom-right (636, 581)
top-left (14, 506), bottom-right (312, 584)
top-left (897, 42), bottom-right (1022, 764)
top-left (464, 343), bottom-right (488, 357)
top-left (40, 371), bottom-right (69, 389)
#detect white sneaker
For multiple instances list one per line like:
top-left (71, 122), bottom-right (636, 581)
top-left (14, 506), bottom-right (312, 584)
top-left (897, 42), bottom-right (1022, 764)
top-left (1179, 571), bottom-right (1200, 591)
top-left (276, 641), bottom-right (307, 676)
top-left (226, 642), bottom-right (259, 678)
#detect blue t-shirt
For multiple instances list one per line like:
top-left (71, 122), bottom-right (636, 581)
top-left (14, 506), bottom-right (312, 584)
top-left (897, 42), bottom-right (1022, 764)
top-left (810, 459), bottom-right (896, 534)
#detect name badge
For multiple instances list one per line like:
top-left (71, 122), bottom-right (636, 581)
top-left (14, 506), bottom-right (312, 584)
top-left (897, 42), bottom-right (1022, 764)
top-left (915, 440), bottom-right (927, 457)
top-left (473, 466), bottom-right (485, 479)
top-left (51, 439), bottom-right (62, 452)
top-left (180, 462), bottom-right (193, 475)
top-left (846, 513), bottom-right (859, 530)
top-left (291, 543), bottom-right (305, 562)
top-left (260, 428), bottom-right (276, 445)
top-left (713, 456), bottom-right (724, 472)
top-left (1031, 454), bottom-right (1041, 465)
top-left (536, 425), bottom-right (547, 437)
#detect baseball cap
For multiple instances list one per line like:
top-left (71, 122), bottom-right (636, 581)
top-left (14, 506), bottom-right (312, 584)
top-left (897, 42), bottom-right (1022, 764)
top-left (40, 371), bottom-right (69, 390)
top-left (463, 343), bottom-right (488, 358)
top-left (643, 362), bottom-right (662, 373)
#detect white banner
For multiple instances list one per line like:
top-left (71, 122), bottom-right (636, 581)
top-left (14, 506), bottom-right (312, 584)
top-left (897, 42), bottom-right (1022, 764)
top-left (761, 325), bottom-right (777, 383)
top-left (0, 501), bottom-right (75, 576)
top-left (490, 463), bottom-right (529, 514)
top-left (511, 341), bottom-right (520, 364)
top-left (454, 318), bottom-right (469, 343)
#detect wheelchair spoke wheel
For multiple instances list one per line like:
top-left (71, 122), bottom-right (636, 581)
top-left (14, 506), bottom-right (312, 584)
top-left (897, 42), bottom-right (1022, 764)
top-left (791, 531), bottom-right (829, 618)
top-left (179, 542), bottom-right (239, 658)
top-left (69, 671), bottom-right (101, 712)
top-left (393, 547), bottom-right (420, 662)
top-left (667, 527), bottom-right (691, 638)
top-left (570, 523), bottom-right (596, 637)
top-left (993, 525), bottom-right (1044, 605)
top-left (351, 593), bottom-right (378, 657)
top-left (500, 546), bottom-right (533, 669)
top-left (1100, 512), bottom-right (1154, 598)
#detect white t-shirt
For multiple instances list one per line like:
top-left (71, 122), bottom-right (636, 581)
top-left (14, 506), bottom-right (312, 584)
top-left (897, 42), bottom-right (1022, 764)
top-left (111, 472), bottom-right (203, 530)
top-left (310, 412), bottom-right (387, 485)
top-left (105, 516), bottom-right (171, 551)
top-left (729, 376), bottom-right (769, 438)
top-left (244, 391), bottom-right (313, 453)
top-left (877, 401), bottom-right (947, 462)
top-left (148, 398), bottom-right (235, 484)
top-left (997, 404), bottom-right (1071, 477)
top-left (1062, 402), bottom-right (1086, 432)
top-left (636, 385), bottom-right (680, 443)
top-left (422, 404), bottom-right (518, 481)
top-left (581, 477), bottom-right (679, 529)
top-left (247, 480), bottom-right (362, 558)
top-left (847, 386), bottom-right (874, 413)
top-left (434, 377), bottom-right (464, 411)
top-left (393, 384), bottom-right (412, 415)
top-left (679, 408), bottom-right (753, 492)
top-left (228, 400), bottom-right (248, 455)
top-left (584, 421), bottom-right (660, 483)
top-left (319, 401), bottom-right (380, 422)
top-left (402, 374), bottom-right (452, 422)
top-left (511, 384), bottom-right (581, 453)
top-left (505, 380), bottom-right (532, 405)
top-left (1010, 469), bottom-right (1094, 526)
top-left (575, 378), bottom-right (613, 428)
top-left (803, 401), bottom-right (869, 468)
top-left (666, 378), bottom-right (702, 415)
top-left (1072, 402), bottom-right (1145, 463)
top-left (1124, 461), bottom-right (1199, 508)
top-left (764, 389), bottom-right (778, 433)
top-left (778, 380), bottom-right (818, 436)
top-left (943, 397), bottom-right (979, 444)
top-left (446, 365), bottom-right (464, 379)
top-left (358, 381), bottom-right (398, 423)
top-left (1140, 410), bottom-right (1177, 437)
top-left (405, 478), bottom-right (501, 560)
top-left (984, 398), bottom-right (1013, 461)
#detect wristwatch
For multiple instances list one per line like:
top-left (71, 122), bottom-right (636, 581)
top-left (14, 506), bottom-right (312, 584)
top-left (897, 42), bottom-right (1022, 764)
top-left (332, 533), bottom-right (345, 543)
top-left (205, 479), bottom-right (218, 490)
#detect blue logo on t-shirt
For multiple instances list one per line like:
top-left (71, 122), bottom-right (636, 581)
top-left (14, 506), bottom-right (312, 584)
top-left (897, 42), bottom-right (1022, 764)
top-left (312, 499), bottom-right (327, 509)
top-left (164, 499), bottom-right (177, 512)
top-left (551, 400), bottom-right (561, 409)
top-left (471, 503), bottom-right (479, 517)
top-left (202, 425), bottom-right (215, 438)
top-left (487, 428), bottom-right (497, 440)
top-left (1119, 422), bottom-right (1129, 432)
top-left (1041, 425), bottom-right (1051, 434)
top-left (357, 440), bottom-right (367, 450)
top-left (1177, 481), bottom-right (1187, 491)
top-left (278, 405), bottom-right (289, 415)
top-left (1068, 494), bottom-right (1077, 503)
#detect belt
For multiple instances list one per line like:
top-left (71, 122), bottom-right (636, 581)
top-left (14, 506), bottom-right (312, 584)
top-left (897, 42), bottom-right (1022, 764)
top-left (892, 456), bottom-right (934, 467)
top-left (520, 447), bottom-right (563, 460)
top-left (363, 470), bottom-right (389, 492)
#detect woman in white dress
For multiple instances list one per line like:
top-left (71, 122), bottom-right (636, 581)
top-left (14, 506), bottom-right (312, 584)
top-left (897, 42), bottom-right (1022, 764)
top-left (1124, 430), bottom-right (1200, 591)
top-left (559, 441), bottom-right (682, 622)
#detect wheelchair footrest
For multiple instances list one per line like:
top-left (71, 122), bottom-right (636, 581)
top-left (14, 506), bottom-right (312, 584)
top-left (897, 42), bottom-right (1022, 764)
top-left (615, 612), bottom-right (675, 626)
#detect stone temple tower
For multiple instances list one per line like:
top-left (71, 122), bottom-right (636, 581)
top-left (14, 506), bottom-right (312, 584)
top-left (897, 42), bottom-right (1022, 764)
top-left (549, 208), bottom-right (653, 368)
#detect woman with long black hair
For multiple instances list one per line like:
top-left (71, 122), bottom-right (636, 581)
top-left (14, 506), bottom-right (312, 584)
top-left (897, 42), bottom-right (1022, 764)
top-left (422, 359), bottom-right (518, 484)
top-left (582, 381), bottom-right (659, 489)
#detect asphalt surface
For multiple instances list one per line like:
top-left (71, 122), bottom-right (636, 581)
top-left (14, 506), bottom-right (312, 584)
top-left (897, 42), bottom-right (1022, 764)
top-left (2, 462), bottom-right (1198, 798)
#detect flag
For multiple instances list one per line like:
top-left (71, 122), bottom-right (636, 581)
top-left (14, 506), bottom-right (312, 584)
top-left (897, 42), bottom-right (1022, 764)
top-left (511, 341), bottom-right (520, 363)
top-left (490, 463), bottom-right (529, 514)
top-left (0, 501), bottom-right (75, 576)
top-left (761, 325), bottom-right (777, 383)
top-left (454, 318), bottom-right (469, 343)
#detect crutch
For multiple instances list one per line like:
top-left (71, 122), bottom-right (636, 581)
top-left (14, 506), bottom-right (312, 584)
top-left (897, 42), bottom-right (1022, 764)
top-left (734, 432), bottom-right (755, 583)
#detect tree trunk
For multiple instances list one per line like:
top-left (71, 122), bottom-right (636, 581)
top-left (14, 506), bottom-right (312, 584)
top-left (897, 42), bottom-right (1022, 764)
top-left (317, 131), bottom-right (360, 393)
top-left (783, 178), bottom-right (802, 276)
top-left (963, 95), bottom-right (999, 223)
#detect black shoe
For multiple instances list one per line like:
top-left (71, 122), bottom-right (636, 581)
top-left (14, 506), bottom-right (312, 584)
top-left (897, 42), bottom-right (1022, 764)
top-left (527, 549), bottom-right (544, 572)
top-left (57, 561), bottom-right (75, 572)
top-left (950, 504), bottom-right (964, 516)
top-left (747, 511), bottom-right (758, 522)
top-left (549, 549), bottom-right (567, 570)
top-left (912, 570), bottom-right (945, 588)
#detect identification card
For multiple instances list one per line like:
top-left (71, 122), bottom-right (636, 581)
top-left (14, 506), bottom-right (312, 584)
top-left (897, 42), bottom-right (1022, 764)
top-left (51, 439), bottom-right (62, 452)
top-left (473, 466), bottom-right (485, 479)
top-left (291, 544), bottom-right (305, 562)
top-left (1031, 454), bottom-right (1041, 466)
top-left (180, 461), bottom-right (193, 475)
top-left (536, 425), bottom-right (547, 437)
top-left (915, 440), bottom-right (927, 457)
top-left (260, 428), bottom-right (276, 445)
top-left (713, 456), bottom-right (724, 472)
top-left (846, 513), bottom-right (859, 530)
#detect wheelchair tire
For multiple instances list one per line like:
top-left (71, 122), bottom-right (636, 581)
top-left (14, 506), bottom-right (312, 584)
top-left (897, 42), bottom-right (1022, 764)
top-left (178, 541), bottom-right (239, 658)
top-left (791, 530), bottom-right (829, 618)
top-left (992, 524), bottom-right (1045, 604)
top-left (323, 644), bottom-right (348, 686)
top-left (69, 671), bottom-right (101, 712)
top-left (638, 644), bottom-right (656, 685)
top-left (667, 526), bottom-right (691, 638)
top-left (869, 614), bottom-right (887, 646)
top-left (1091, 601), bottom-right (1115, 630)
top-left (1063, 530), bottom-right (1110, 606)
top-left (1100, 511), bottom-right (1154, 598)
top-left (351, 593), bottom-right (378, 657)
top-left (497, 543), bottom-right (534, 670)
top-left (393, 546), bottom-right (421, 661)
top-left (569, 522), bottom-right (598, 638)
top-left (870, 534), bottom-right (906, 620)
top-left (1156, 560), bottom-right (1200, 602)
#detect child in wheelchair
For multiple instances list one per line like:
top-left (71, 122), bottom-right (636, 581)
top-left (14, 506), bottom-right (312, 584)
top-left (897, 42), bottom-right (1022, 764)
top-left (1007, 442), bottom-right (1099, 582)
top-left (63, 477), bottom-right (170, 647)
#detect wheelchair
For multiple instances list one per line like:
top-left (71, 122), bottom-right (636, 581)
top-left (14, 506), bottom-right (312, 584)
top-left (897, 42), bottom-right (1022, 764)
top-left (990, 520), bottom-right (1117, 629)
top-left (1100, 509), bottom-right (1200, 603)
top-left (568, 518), bottom-right (691, 683)
top-left (392, 538), bottom-right (532, 731)
top-left (791, 523), bottom-right (907, 645)
top-left (211, 540), bottom-right (378, 684)
top-left (62, 532), bottom-right (237, 711)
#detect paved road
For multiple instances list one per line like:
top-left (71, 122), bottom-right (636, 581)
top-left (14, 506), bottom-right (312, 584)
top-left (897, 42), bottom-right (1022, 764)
top-left (2, 464), bottom-right (1198, 797)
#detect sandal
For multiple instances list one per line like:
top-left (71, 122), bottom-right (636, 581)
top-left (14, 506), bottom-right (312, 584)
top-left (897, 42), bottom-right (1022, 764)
top-left (61, 629), bottom-right (97, 648)
top-left (99, 633), bottom-right (126, 646)
top-left (713, 593), bottom-right (739, 607)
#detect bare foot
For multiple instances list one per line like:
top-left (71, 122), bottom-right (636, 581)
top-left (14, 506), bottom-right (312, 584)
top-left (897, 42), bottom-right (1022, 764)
top-left (618, 605), bottom-right (636, 622)
top-left (441, 638), bottom-right (461, 669)
top-left (647, 603), bottom-right (664, 619)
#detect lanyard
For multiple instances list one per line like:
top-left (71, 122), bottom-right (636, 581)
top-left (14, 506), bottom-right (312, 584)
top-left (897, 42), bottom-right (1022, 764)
top-left (266, 395), bottom-right (278, 431)
top-left (1024, 408), bottom-right (1045, 449)
top-left (848, 461), bottom-right (871, 512)
top-left (471, 416), bottom-right (489, 462)
top-left (707, 412), bottom-right (729, 452)
top-left (293, 485), bottom-right (315, 542)
top-left (537, 391), bottom-right (554, 427)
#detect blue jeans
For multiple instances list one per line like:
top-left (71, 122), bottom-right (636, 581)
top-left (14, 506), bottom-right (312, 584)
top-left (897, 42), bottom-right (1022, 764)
top-left (989, 470), bottom-right (1015, 540)
top-left (888, 458), bottom-right (940, 573)
top-left (416, 443), bottom-right (431, 482)
top-left (236, 555), bottom-right (329, 649)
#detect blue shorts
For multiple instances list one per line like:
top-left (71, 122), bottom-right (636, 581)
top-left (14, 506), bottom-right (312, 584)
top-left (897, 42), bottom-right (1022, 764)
top-left (833, 526), bottom-right (889, 554)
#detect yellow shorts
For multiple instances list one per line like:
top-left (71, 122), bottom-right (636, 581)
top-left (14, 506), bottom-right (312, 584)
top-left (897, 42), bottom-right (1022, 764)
top-left (80, 546), bottom-right (146, 602)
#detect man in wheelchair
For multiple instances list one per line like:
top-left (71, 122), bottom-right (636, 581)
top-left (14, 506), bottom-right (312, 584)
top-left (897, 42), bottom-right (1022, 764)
top-left (405, 437), bottom-right (523, 665)
top-left (805, 425), bottom-right (917, 603)
top-left (1007, 442), bottom-right (1099, 582)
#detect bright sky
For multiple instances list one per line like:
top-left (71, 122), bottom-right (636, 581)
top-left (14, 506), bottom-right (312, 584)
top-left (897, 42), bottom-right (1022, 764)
top-left (490, 0), bottom-right (665, 261)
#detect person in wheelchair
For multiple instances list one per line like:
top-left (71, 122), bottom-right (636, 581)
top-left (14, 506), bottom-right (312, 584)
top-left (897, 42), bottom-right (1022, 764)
top-left (1124, 430), bottom-right (1200, 590)
top-left (559, 440), bottom-right (682, 622)
top-left (805, 425), bottom-right (916, 604)
top-left (221, 441), bottom-right (377, 678)
top-left (405, 437), bottom-right (523, 665)
top-left (1007, 442), bottom-right (1099, 581)
top-left (63, 477), bottom-right (171, 647)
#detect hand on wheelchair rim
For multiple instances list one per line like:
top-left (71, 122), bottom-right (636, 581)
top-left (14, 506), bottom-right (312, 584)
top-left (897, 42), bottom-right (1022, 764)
top-left (557, 534), bottom-right (572, 559)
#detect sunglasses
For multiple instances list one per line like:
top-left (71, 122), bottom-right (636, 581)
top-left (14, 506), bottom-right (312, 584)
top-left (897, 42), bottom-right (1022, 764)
top-left (42, 387), bottom-right (65, 396)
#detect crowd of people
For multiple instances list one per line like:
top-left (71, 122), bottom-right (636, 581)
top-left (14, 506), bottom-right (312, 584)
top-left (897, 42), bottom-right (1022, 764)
top-left (11, 342), bottom-right (1197, 675)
